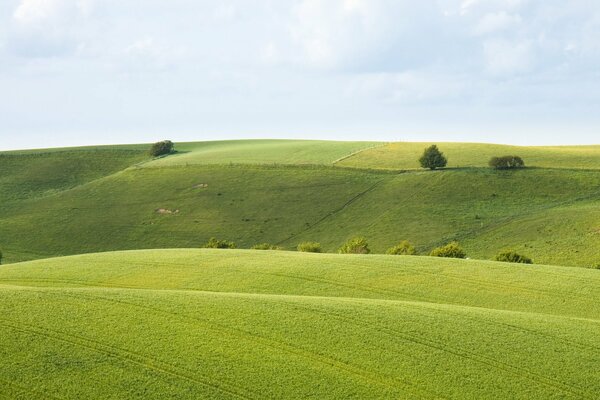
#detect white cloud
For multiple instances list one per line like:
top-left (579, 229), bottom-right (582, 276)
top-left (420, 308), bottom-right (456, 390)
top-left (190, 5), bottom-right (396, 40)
top-left (483, 39), bottom-right (534, 77)
top-left (474, 11), bottom-right (521, 35)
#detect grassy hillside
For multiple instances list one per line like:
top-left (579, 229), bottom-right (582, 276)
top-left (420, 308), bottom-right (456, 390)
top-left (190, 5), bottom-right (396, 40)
top-left (3, 139), bottom-right (600, 267)
top-left (337, 142), bottom-right (600, 170)
top-left (142, 139), bottom-right (381, 167)
top-left (0, 249), bottom-right (598, 399)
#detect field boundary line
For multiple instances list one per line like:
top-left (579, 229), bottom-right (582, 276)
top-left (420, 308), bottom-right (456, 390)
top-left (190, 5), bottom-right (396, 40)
top-left (331, 142), bottom-right (389, 165)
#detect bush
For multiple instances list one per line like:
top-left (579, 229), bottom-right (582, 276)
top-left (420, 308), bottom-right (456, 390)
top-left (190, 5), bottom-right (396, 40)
top-left (430, 242), bottom-right (466, 259)
top-left (149, 140), bottom-right (174, 157)
top-left (338, 237), bottom-right (370, 254)
top-left (202, 237), bottom-right (236, 249)
top-left (252, 243), bottom-right (283, 250)
top-left (297, 242), bottom-right (322, 253)
top-left (495, 251), bottom-right (533, 264)
top-left (386, 241), bottom-right (416, 255)
top-left (419, 145), bottom-right (448, 170)
top-left (489, 156), bottom-right (525, 170)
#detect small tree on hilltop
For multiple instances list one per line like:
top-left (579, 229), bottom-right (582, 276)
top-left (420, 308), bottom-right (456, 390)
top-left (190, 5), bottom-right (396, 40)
top-left (386, 240), bottom-right (416, 255)
top-left (339, 237), bottom-right (370, 254)
top-left (430, 242), bottom-right (466, 259)
top-left (149, 140), bottom-right (174, 157)
top-left (419, 145), bottom-right (448, 170)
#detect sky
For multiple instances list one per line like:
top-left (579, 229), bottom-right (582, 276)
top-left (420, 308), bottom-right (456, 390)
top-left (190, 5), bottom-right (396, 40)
top-left (1, 0), bottom-right (599, 150)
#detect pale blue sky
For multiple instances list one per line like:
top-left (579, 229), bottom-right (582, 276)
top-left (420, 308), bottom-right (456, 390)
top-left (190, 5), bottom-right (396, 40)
top-left (1, 0), bottom-right (599, 150)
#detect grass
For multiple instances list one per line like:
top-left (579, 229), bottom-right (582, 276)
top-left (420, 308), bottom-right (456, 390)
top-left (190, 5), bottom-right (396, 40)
top-left (142, 139), bottom-right (381, 167)
top-left (3, 139), bottom-right (600, 267)
top-left (0, 249), bottom-right (598, 399)
top-left (336, 142), bottom-right (600, 170)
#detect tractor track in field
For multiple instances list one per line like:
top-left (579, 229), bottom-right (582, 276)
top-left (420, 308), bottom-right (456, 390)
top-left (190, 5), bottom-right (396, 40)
top-left (0, 318), bottom-right (255, 400)
top-left (14, 289), bottom-right (443, 399)
top-left (281, 301), bottom-right (596, 399)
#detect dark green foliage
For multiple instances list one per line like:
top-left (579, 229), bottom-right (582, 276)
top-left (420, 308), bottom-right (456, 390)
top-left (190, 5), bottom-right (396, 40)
top-left (386, 241), bottom-right (416, 255)
top-left (297, 242), bottom-right (322, 253)
top-left (252, 243), bottom-right (283, 250)
top-left (495, 251), bottom-right (533, 264)
top-left (339, 237), bottom-right (370, 254)
top-left (149, 140), bottom-right (175, 157)
top-left (202, 237), bottom-right (236, 249)
top-left (489, 156), bottom-right (525, 170)
top-left (419, 145), bottom-right (448, 170)
top-left (430, 242), bottom-right (466, 259)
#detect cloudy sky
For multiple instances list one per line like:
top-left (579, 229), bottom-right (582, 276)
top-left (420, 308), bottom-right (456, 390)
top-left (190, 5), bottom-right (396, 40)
top-left (1, 0), bottom-right (599, 149)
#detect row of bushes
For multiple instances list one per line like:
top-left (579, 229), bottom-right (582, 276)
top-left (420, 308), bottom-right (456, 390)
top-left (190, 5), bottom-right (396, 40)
top-left (419, 145), bottom-right (526, 170)
top-left (201, 237), bottom-right (533, 264)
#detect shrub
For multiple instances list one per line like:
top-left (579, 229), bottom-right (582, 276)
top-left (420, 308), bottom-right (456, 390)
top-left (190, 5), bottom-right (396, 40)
top-left (489, 156), bottom-right (525, 170)
top-left (495, 251), bottom-right (533, 264)
top-left (149, 140), bottom-right (174, 157)
top-left (386, 241), bottom-right (416, 255)
top-left (419, 145), bottom-right (448, 170)
top-left (339, 237), bottom-right (370, 254)
top-left (297, 242), bottom-right (322, 253)
top-left (430, 242), bottom-right (466, 259)
top-left (252, 243), bottom-right (283, 250)
top-left (202, 237), bottom-right (236, 249)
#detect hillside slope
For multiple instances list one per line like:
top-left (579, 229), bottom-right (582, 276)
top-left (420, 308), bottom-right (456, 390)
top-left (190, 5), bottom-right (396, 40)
top-left (2, 140), bottom-right (600, 266)
top-left (0, 250), bottom-right (598, 399)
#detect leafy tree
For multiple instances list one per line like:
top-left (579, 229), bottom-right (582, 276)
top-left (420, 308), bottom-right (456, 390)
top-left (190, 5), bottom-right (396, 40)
top-left (489, 156), bottom-right (525, 170)
top-left (495, 251), bottom-right (533, 264)
top-left (149, 140), bottom-right (174, 157)
top-left (202, 237), bottom-right (236, 249)
top-left (338, 237), bottom-right (370, 254)
top-left (430, 242), bottom-right (466, 259)
top-left (297, 242), bottom-right (322, 253)
top-left (252, 243), bottom-right (283, 250)
top-left (386, 241), bottom-right (416, 255)
top-left (419, 145), bottom-right (448, 170)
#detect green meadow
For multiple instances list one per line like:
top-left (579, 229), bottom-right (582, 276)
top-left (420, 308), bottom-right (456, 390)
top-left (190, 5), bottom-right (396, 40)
top-left (0, 250), bottom-right (598, 399)
top-left (2, 139), bottom-right (600, 399)
top-left (2, 140), bottom-right (600, 266)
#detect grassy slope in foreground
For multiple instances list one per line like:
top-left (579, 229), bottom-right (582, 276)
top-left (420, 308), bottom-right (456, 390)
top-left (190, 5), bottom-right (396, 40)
top-left (0, 249), bottom-right (598, 399)
top-left (337, 142), bottom-right (600, 170)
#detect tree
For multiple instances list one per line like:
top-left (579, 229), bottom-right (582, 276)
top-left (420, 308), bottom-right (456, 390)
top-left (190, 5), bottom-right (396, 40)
top-left (386, 241), bottom-right (416, 255)
top-left (149, 140), bottom-right (174, 157)
top-left (202, 237), bottom-right (236, 249)
top-left (338, 237), bottom-right (370, 254)
top-left (297, 242), bottom-right (322, 253)
top-left (489, 156), bottom-right (525, 170)
top-left (430, 242), bottom-right (466, 259)
top-left (495, 251), bottom-right (533, 264)
top-left (419, 145), bottom-right (448, 170)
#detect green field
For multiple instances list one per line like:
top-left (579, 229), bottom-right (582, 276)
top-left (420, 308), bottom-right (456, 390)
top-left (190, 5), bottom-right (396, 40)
top-left (0, 249), bottom-right (598, 399)
top-left (337, 142), bottom-right (600, 170)
top-left (2, 140), bottom-right (600, 266)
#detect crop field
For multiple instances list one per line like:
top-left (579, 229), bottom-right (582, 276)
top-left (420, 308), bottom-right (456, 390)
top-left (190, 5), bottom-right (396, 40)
top-left (0, 249), bottom-right (598, 399)
top-left (336, 142), bottom-right (600, 170)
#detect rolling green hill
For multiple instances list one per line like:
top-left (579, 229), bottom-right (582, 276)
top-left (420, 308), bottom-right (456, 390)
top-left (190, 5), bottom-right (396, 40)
top-left (0, 249), bottom-right (598, 399)
top-left (2, 139), bottom-right (600, 267)
top-left (337, 142), bottom-right (600, 170)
